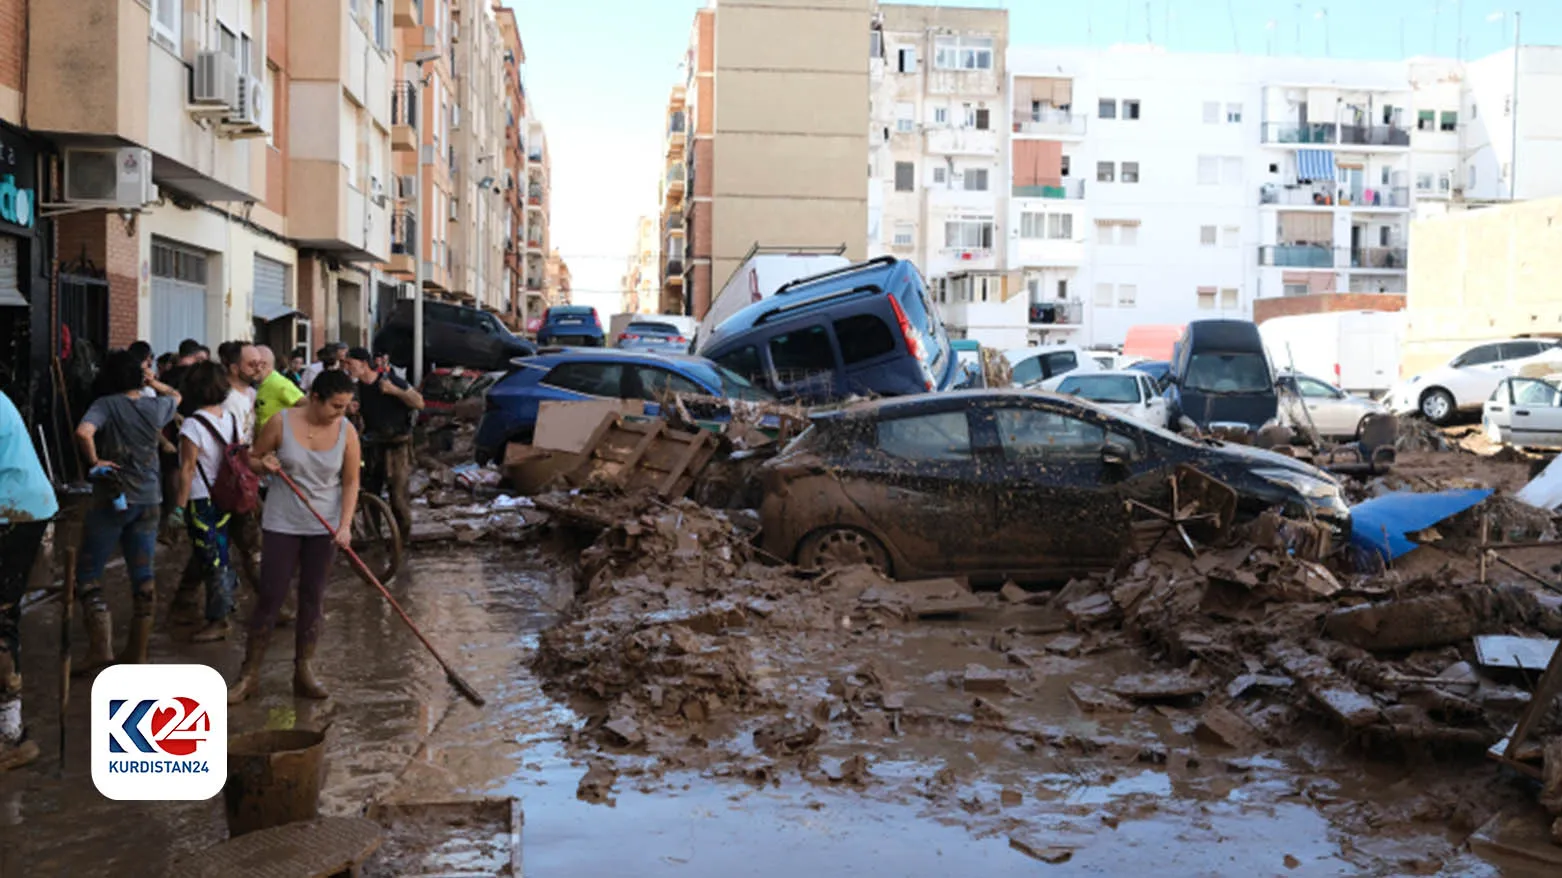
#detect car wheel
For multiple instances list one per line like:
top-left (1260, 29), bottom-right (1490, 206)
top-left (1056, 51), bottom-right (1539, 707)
top-left (1419, 388), bottom-right (1456, 425)
top-left (796, 527), bottom-right (892, 576)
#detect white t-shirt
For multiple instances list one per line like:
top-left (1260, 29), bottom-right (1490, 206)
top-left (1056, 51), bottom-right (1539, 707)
top-left (301, 362), bottom-right (325, 392)
top-left (223, 384), bottom-right (257, 443)
top-left (180, 410), bottom-right (237, 501)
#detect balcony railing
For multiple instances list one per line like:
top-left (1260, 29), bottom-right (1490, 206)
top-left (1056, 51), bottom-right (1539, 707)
top-left (1262, 122), bottom-right (1337, 144)
top-left (1261, 183), bottom-right (1411, 208)
top-left (1258, 245), bottom-right (1408, 270)
top-left (666, 214), bottom-right (684, 231)
top-left (391, 211), bottom-right (417, 256)
top-left (668, 113), bottom-right (686, 135)
top-left (1012, 178), bottom-right (1085, 200)
top-left (525, 276), bottom-right (543, 291)
top-left (665, 257), bottom-right (684, 276)
top-left (1012, 109), bottom-right (1087, 137)
top-left (1339, 124), bottom-right (1411, 147)
top-left (666, 166), bottom-right (685, 187)
top-left (1029, 299), bottom-right (1083, 325)
top-left (527, 150), bottom-right (543, 163)
top-left (392, 81), bottom-right (418, 128)
top-left (527, 185), bottom-right (543, 205)
top-left (1261, 122), bottom-right (1410, 147)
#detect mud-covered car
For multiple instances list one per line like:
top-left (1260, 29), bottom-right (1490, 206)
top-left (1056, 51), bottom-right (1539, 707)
top-left (758, 389), bottom-right (1350, 580)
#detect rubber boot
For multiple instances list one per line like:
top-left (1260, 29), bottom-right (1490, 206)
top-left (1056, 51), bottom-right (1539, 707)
top-left (117, 596), bottom-right (155, 665)
top-left (0, 696), bottom-right (37, 773)
top-left (75, 607), bottom-right (114, 676)
top-left (277, 591), bottom-right (297, 626)
top-left (293, 640), bottom-right (329, 700)
top-left (227, 630), bottom-right (271, 705)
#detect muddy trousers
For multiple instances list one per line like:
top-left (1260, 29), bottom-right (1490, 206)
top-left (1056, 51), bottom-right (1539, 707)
top-left (361, 441), bottom-right (412, 542)
top-left (0, 522), bottom-right (46, 746)
top-left (251, 531), bottom-right (336, 649)
top-left (173, 507), bottom-right (255, 614)
top-left (77, 504), bottom-right (159, 614)
top-left (183, 500), bottom-right (236, 624)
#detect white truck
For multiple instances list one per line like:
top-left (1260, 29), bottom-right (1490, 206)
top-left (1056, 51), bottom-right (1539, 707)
top-left (692, 246), bottom-right (851, 350)
top-left (1259, 310), bottom-right (1405, 398)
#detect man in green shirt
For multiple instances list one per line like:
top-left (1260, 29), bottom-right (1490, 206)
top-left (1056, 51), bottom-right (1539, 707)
top-left (254, 346), bottom-right (304, 431)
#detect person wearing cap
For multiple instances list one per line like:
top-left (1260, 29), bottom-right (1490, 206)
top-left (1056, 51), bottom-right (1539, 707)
top-left (300, 343), bottom-right (347, 394)
top-left (342, 346), bottom-right (422, 541)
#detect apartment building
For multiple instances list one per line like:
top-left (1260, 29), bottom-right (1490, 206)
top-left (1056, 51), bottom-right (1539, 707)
top-left (496, 5), bottom-right (526, 327)
top-left (658, 85), bottom-right (687, 315)
top-left (868, 5), bottom-right (1012, 343)
top-left (544, 247), bottom-right (571, 307)
top-left (673, 0), bottom-right (871, 319)
top-left (524, 119), bottom-right (551, 312)
top-left (446, 0), bottom-right (505, 314)
top-left (621, 214), bottom-right (659, 314)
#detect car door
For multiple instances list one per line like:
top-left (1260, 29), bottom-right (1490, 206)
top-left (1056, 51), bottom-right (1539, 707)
top-left (537, 361), bottom-right (625, 406)
top-left (984, 401), bottom-right (1136, 572)
top-left (854, 408), bottom-right (997, 574)
top-left (765, 323), bottom-right (843, 402)
top-left (1507, 378), bottom-right (1562, 447)
top-left (1140, 375), bottom-right (1168, 427)
top-left (1292, 375), bottom-right (1352, 436)
top-left (1446, 343), bottom-right (1509, 405)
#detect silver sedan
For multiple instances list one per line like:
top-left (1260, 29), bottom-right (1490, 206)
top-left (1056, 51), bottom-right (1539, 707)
top-left (1279, 372), bottom-right (1389, 438)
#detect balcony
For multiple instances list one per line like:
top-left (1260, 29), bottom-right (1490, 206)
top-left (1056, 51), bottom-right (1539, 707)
top-left (389, 211), bottom-right (417, 275)
top-left (526, 236), bottom-right (544, 253)
top-left (528, 150), bottom-right (543, 163)
top-left (1257, 245), bottom-right (1407, 270)
top-left (1012, 109), bottom-right (1087, 138)
top-left (1339, 124), bottom-right (1410, 148)
top-left (1012, 179), bottom-right (1085, 200)
top-left (665, 166), bottom-right (686, 193)
top-left (1351, 247), bottom-right (1407, 270)
top-left (395, 0), bottom-right (422, 27)
top-left (391, 82), bottom-right (418, 152)
top-left (525, 276), bottom-right (543, 291)
top-left (1261, 122), bottom-right (1409, 149)
top-left (1029, 299), bottom-right (1084, 326)
top-left (925, 128), bottom-right (999, 156)
top-left (527, 185), bottom-right (544, 207)
top-left (665, 257), bottom-right (684, 276)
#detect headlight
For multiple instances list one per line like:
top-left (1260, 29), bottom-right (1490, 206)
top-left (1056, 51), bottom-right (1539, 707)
top-left (1252, 466), bottom-right (1340, 500)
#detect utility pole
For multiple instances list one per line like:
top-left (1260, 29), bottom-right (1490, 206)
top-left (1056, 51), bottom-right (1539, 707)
top-left (1510, 12), bottom-right (1521, 200)
top-left (409, 51), bottom-right (442, 387)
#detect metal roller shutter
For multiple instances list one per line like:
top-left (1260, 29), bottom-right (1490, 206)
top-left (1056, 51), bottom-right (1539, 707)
top-left (252, 255), bottom-right (288, 321)
top-left (151, 241), bottom-right (208, 355)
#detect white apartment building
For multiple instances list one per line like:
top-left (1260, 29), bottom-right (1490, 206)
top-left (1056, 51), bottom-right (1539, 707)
top-left (450, 0), bottom-right (507, 313)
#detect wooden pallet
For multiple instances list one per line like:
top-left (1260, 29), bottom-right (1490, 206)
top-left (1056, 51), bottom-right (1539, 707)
top-left (565, 416), bottom-right (719, 500)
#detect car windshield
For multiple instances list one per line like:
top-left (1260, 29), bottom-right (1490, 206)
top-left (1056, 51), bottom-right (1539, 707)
top-left (691, 361), bottom-right (775, 402)
top-left (627, 322), bottom-right (681, 336)
top-left (1058, 375), bottom-right (1139, 404)
top-left (549, 308), bottom-right (594, 321)
top-left (1184, 352), bottom-right (1272, 394)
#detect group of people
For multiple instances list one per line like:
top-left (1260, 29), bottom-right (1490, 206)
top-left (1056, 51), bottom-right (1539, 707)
top-left (0, 334), bottom-right (424, 771)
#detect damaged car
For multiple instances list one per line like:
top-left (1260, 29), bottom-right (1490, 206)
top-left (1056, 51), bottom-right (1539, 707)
top-left (759, 389), bottom-right (1350, 580)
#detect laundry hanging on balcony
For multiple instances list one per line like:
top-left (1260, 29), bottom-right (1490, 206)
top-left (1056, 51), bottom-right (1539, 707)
top-left (1296, 149), bottom-right (1336, 182)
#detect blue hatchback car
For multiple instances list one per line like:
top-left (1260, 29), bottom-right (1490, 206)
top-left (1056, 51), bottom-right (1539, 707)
top-left (536, 305), bottom-right (606, 347)
top-left (474, 349), bottom-right (774, 463)
top-left (696, 256), bottom-right (958, 405)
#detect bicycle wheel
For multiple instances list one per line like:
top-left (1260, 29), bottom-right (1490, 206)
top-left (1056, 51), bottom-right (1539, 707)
top-left (350, 491), bottom-right (404, 584)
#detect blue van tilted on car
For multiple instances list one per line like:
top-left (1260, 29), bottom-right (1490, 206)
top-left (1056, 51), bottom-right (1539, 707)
top-left (695, 256), bottom-right (958, 404)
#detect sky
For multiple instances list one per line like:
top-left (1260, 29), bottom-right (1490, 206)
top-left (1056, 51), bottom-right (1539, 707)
top-left (502, 0), bottom-right (1561, 317)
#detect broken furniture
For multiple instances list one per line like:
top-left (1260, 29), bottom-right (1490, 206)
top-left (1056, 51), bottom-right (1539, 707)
top-left (166, 816), bottom-right (382, 878)
top-left (1126, 465), bottom-right (1238, 557)
top-left (1319, 412), bottom-right (1398, 477)
top-left (506, 400), bottom-right (719, 499)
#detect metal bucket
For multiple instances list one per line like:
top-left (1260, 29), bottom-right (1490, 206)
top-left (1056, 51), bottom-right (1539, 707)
top-left (223, 728), bottom-right (328, 838)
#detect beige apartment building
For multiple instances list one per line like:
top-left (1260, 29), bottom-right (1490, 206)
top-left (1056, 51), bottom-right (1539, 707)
top-left (621, 214), bottom-right (659, 314)
top-left (671, 0), bottom-right (871, 319)
top-left (659, 85), bottom-right (687, 314)
top-left (447, 0), bottom-right (506, 314)
top-left (525, 118), bottom-right (552, 314)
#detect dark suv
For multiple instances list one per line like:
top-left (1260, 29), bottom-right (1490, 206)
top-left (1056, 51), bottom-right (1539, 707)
top-left (373, 300), bottom-right (536, 372)
top-left (696, 256), bottom-right (958, 405)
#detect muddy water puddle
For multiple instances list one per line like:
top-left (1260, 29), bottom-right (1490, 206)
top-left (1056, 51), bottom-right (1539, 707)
top-left (0, 544), bottom-right (1543, 876)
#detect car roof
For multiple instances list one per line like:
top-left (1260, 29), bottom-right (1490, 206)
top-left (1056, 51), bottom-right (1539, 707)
top-left (1058, 370), bottom-right (1147, 381)
top-left (812, 388), bottom-right (1063, 421)
top-left (524, 348), bottom-right (714, 369)
top-left (1003, 344), bottom-right (1082, 360)
top-left (700, 257), bottom-right (911, 350)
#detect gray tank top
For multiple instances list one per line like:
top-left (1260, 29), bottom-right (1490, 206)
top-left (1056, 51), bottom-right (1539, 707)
top-left (263, 409), bottom-right (347, 536)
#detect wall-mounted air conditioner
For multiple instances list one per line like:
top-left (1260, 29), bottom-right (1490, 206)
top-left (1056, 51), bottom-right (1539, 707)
top-left (396, 281), bottom-right (418, 301)
top-left (194, 51), bottom-right (241, 109)
top-left (224, 76), bottom-right (266, 136)
top-left (63, 147), bottom-right (156, 209)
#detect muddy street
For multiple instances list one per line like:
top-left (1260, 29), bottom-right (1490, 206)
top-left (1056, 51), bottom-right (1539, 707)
top-left (0, 517), bottom-right (1556, 876)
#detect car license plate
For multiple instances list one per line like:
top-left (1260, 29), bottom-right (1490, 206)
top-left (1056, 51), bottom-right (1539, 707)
top-left (557, 318), bottom-right (583, 325)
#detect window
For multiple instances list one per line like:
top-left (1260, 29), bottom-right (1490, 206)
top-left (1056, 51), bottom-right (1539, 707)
top-left (994, 408), bottom-right (1105, 463)
top-left (1117, 284), bottom-right (1137, 306)
top-left (1415, 173), bottom-right (1434, 192)
top-left (1221, 157), bottom-right (1242, 184)
top-left (1123, 100), bottom-right (1140, 120)
top-left (265, 66), bottom-right (278, 146)
top-left (1119, 224), bottom-right (1138, 246)
top-left (1294, 376), bottom-right (1338, 399)
top-left (1509, 378), bottom-right (1561, 407)
top-left (934, 106), bottom-right (948, 125)
top-left (1471, 103), bottom-right (1478, 120)
top-left (1379, 226), bottom-right (1391, 247)
top-left (962, 169), bottom-right (989, 191)
top-left (1120, 162), bottom-right (1139, 183)
top-left (877, 412), bottom-right (971, 462)
top-left (895, 102), bottom-right (915, 133)
top-left (933, 36), bottom-right (993, 70)
top-left (769, 326), bottom-right (836, 385)
top-left (895, 161), bottom-right (914, 192)
top-left (1500, 341), bottom-right (1554, 361)
top-left (1200, 225), bottom-right (1217, 246)
top-left (1094, 282), bottom-right (1114, 307)
top-left (1099, 99), bottom-right (1117, 119)
top-left (1283, 283), bottom-right (1309, 297)
top-left (898, 47), bottom-right (917, 73)
top-left (974, 108), bottom-right (990, 130)
top-left (1197, 156), bottom-right (1219, 185)
top-left (944, 218), bottom-right (994, 249)
top-left (933, 166), bottom-right (947, 185)
top-left (893, 222), bottom-right (915, 247)
top-left (240, 34), bottom-right (253, 79)
top-left (375, 0), bottom-right (387, 48)
top-left (218, 25), bottom-right (238, 62)
top-left (542, 363), bottom-right (623, 397)
top-left (1021, 213), bottom-right (1046, 239)
top-left (1197, 286), bottom-right (1216, 310)
top-left (1203, 101), bottom-right (1219, 124)
top-left (1220, 288), bottom-right (1238, 309)
top-left (1221, 226), bottom-right (1239, 248)
top-left (152, 0), bottom-right (181, 48)
top-left (1097, 161), bottom-right (1115, 182)
top-left (1058, 374), bottom-right (1141, 404)
top-left (1440, 111), bottom-right (1458, 132)
top-left (1057, 279), bottom-right (1069, 300)
top-left (1060, 155), bottom-right (1071, 177)
top-left (1468, 164), bottom-right (1477, 188)
top-left (1047, 213), bottom-right (1072, 239)
top-left (714, 346), bottom-right (765, 385)
top-left (1452, 344), bottom-right (1503, 367)
top-left (633, 367), bottom-right (706, 401)
top-left (871, 29), bottom-right (882, 59)
top-left (1417, 109), bottom-right (1435, 130)
top-left (1226, 103), bottom-right (1242, 123)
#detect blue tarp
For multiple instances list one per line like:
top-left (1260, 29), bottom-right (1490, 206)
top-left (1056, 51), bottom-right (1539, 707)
top-left (1348, 489), bottom-right (1493, 562)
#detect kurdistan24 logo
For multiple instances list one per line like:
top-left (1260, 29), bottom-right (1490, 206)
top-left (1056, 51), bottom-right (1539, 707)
top-left (106, 697), bottom-right (212, 765)
top-left (92, 665), bottom-right (227, 800)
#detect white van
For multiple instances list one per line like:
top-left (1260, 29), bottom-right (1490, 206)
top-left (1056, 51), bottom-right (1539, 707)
top-left (691, 248), bottom-right (851, 350)
top-left (1258, 310), bottom-right (1404, 397)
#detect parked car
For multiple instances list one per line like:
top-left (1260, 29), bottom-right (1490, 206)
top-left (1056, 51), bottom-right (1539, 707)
top-left (474, 349), bottom-right (773, 464)
top-left (1276, 371), bottom-right (1390, 438)
top-left (1004, 344), bottom-right (1100, 388)
top-left (951, 339), bottom-right (985, 389)
top-left (1388, 338), bottom-right (1562, 425)
top-left (1049, 370), bottom-right (1170, 428)
top-left (1127, 360), bottom-right (1172, 390)
top-left (614, 319), bottom-right (691, 353)
top-left (372, 300), bottom-right (536, 372)
top-left (758, 389), bottom-right (1351, 580)
top-left (697, 256), bottom-right (958, 405)
top-left (1166, 320), bottom-right (1279, 432)
top-left (419, 367), bottom-right (504, 421)
top-left (536, 305), bottom-right (607, 347)
top-left (1483, 375), bottom-right (1562, 448)
top-left (1090, 352), bottom-right (1148, 372)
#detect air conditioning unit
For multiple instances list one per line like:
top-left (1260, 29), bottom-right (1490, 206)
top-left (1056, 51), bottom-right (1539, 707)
top-left (224, 76), bottom-right (266, 135)
top-left (193, 51), bottom-right (240, 109)
top-left (63, 147), bottom-right (156, 209)
top-left (395, 175), bottom-right (417, 199)
top-left (396, 281), bottom-right (418, 301)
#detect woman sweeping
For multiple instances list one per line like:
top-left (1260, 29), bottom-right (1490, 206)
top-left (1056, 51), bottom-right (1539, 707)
top-left (170, 361), bottom-right (240, 643)
top-left (228, 369), bottom-right (359, 704)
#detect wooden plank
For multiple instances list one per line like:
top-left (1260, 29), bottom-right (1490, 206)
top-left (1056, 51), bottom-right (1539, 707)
top-left (658, 429), bottom-right (715, 498)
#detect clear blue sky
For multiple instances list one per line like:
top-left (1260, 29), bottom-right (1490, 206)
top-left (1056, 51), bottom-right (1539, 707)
top-left (503, 0), bottom-right (1560, 314)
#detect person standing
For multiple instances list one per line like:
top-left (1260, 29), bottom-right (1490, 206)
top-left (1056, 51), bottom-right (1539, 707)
top-left (169, 362), bottom-right (239, 643)
top-left (343, 347), bottom-right (422, 541)
top-left (74, 350), bottom-right (181, 671)
top-left (0, 391), bottom-right (57, 772)
top-left (300, 342), bottom-right (347, 394)
top-left (229, 370), bottom-right (359, 704)
top-left (254, 346), bottom-right (305, 432)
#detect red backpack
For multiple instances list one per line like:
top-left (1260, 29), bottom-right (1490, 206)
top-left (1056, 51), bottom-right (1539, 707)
top-left (194, 412), bottom-right (261, 515)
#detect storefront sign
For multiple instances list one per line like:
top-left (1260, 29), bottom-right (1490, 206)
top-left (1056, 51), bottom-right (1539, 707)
top-left (0, 124), bottom-right (37, 233)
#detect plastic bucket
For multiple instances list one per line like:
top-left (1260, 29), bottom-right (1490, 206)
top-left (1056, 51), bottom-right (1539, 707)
top-left (223, 728), bottom-right (328, 838)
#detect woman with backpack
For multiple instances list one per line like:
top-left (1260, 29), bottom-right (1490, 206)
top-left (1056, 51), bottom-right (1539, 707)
top-left (73, 349), bottom-right (181, 671)
top-left (170, 362), bottom-right (243, 643)
top-left (228, 369), bottom-right (360, 704)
